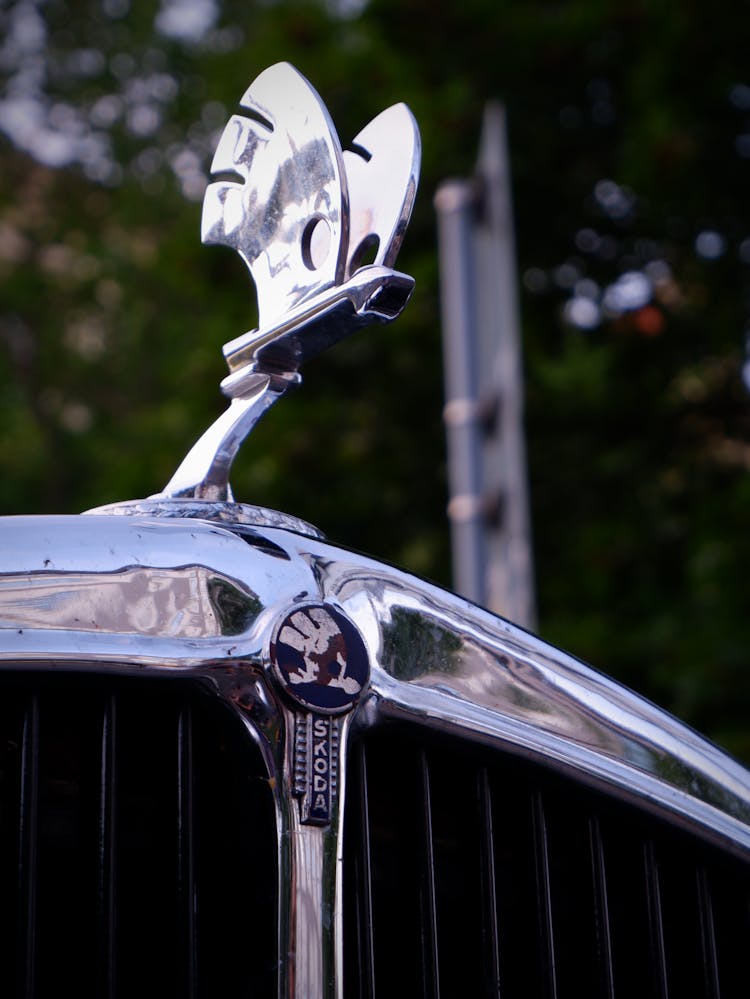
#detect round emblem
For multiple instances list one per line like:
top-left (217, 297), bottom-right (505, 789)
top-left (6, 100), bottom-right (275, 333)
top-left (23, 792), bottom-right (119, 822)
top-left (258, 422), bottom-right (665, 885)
top-left (270, 603), bottom-right (370, 713)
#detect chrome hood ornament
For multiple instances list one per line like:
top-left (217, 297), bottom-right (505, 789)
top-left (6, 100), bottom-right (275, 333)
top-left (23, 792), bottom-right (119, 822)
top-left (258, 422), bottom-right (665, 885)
top-left (159, 62), bottom-right (420, 502)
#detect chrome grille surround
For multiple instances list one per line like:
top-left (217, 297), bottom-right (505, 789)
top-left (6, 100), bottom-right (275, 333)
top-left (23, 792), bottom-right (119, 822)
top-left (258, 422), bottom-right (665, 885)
top-left (0, 511), bottom-right (748, 998)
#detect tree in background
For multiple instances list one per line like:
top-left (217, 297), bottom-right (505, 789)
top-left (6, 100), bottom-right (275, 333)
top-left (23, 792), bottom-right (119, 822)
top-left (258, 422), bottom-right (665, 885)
top-left (1, 0), bottom-right (749, 758)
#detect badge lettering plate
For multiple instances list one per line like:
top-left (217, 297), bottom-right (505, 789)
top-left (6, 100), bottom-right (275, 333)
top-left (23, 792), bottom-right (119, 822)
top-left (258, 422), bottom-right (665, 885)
top-left (293, 713), bottom-right (339, 825)
top-left (272, 601), bottom-right (369, 825)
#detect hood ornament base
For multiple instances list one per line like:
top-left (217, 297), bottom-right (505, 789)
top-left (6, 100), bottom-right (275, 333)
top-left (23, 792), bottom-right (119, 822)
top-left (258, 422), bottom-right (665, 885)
top-left (86, 496), bottom-right (325, 538)
top-left (151, 62), bottom-right (420, 504)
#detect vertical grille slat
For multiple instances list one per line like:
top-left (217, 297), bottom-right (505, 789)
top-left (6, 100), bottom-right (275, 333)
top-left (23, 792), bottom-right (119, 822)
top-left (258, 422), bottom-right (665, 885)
top-left (347, 736), bottom-right (423, 997)
top-left (354, 744), bottom-right (376, 999)
top-left (544, 793), bottom-right (607, 997)
top-left (644, 840), bottom-right (669, 999)
top-left (531, 790), bottom-right (557, 999)
top-left (177, 704), bottom-right (196, 999)
top-left (18, 695), bottom-right (39, 999)
top-left (115, 689), bottom-right (180, 996)
top-left (97, 695), bottom-right (117, 999)
top-left (697, 868), bottom-right (721, 999)
top-left (345, 726), bottom-right (750, 999)
top-left (588, 816), bottom-right (615, 999)
top-left (418, 750), bottom-right (440, 999)
top-left (477, 768), bottom-right (501, 998)
top-left (489, 762), bottom-right (543, 996)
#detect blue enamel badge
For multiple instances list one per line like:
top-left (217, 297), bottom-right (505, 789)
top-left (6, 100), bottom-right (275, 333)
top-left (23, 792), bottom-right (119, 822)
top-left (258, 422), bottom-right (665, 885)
top-left (271, 603), bottom-right (369, 714)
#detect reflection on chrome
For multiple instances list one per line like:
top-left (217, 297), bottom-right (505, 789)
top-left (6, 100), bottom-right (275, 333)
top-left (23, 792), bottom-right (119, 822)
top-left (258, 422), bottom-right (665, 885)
top-left (0, 566), bottom-right (261, 639)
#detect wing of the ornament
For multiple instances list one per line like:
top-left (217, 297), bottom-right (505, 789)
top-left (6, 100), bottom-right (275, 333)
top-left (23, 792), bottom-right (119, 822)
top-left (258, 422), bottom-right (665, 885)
top-left (343, 103), bottom-right (421, 280)
top-left (201, 62), bottom-right (348, 328)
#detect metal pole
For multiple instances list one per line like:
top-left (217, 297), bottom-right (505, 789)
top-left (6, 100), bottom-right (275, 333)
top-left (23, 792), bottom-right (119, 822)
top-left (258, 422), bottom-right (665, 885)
top-left (434, 179), bottom-right (486, 605)
top-left (476, 103), bottom-right (536, 628)
top-left (435, 105), bottom-right (536, 627)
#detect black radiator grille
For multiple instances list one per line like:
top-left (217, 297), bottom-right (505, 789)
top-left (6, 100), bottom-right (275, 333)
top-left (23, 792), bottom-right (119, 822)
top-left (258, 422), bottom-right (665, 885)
top-left (343, 726), bottom-right (750, 999)
top-left (0, 672), bottom-right (277, 999)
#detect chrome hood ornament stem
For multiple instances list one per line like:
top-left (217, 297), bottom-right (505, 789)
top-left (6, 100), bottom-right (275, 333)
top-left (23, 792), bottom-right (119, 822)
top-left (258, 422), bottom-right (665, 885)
top-left (158, 62), bottom-right (421, 502)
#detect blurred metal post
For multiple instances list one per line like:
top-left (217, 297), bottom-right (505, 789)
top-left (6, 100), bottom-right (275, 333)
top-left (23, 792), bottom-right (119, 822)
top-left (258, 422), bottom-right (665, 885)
top-left (435, 179), bottom-right (486, 604)
top-left (435, 103), bottom-right (536, 627)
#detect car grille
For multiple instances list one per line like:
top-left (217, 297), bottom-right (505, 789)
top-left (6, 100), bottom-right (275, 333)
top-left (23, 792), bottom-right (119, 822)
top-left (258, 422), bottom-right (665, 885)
top-left (0, 672), bottom-right (277, 999)
top-left (344, 725), bottom-right (750, 999)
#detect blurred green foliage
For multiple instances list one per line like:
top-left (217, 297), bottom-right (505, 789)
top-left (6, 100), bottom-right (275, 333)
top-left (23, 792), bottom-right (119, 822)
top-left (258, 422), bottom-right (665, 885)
top-left (1, 0), bottom-right (749, 758)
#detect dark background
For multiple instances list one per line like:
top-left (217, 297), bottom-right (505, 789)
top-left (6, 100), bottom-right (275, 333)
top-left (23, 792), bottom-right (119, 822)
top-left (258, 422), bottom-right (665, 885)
top-left (1, 0), bottom-right (749, 759)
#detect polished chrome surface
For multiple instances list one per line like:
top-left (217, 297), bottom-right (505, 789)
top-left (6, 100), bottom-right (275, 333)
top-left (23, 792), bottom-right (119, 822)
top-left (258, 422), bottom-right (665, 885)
top-left (202, 62), bottom-right (348, 328)
top-left (218, 264), bottom-right (415, 398)
top-left (274, 706), bottom-right (353, 999)
top-left (1, 514), bottom-right (749, 998)
top-left (87, 495), bottom-right (324, 538)
top-left (342, 103), bottom-right (420, 280)
top-left (159, 63), bottom-right (420, 503)
top-left (1, 514), bottom-right (748, 848)
top-left (159, 376), bottom-right (288, 501)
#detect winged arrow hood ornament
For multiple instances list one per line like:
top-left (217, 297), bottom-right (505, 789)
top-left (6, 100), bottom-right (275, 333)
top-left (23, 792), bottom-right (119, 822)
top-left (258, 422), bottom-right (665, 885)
top-left (158, 62), bottom-right (420, 502)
